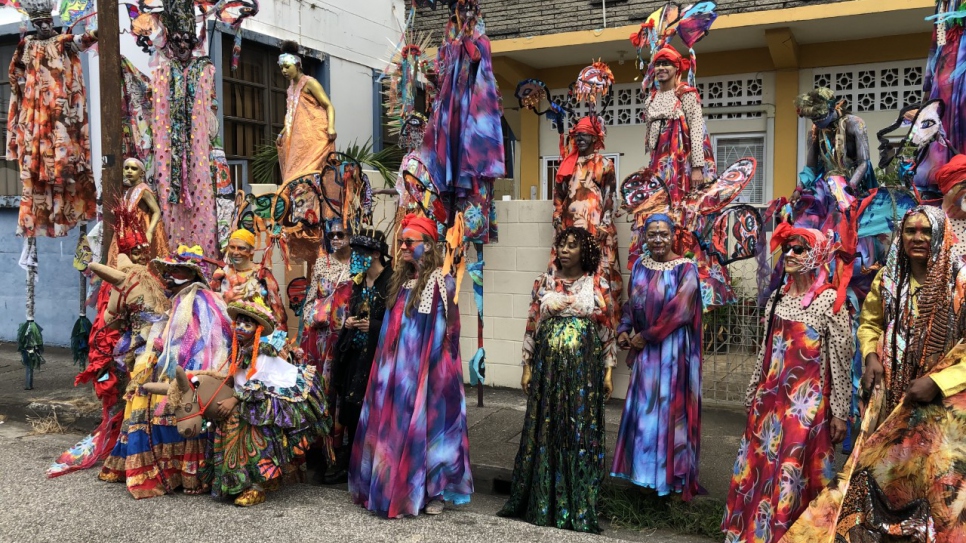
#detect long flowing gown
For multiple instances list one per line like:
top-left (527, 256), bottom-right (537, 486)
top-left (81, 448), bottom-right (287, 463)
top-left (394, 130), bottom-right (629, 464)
top-left (498, 272), bottom-right (616, 534)
top-left (99, 282), bottom-right (232, 499)
top-left (211, 346), bottom-right (330, 497)
top-left (349, 269), bottom-right (473, 518)
top-left (277, 74), bottom-right (333, 184)
top-left (552, 154), bottom-right (622, 328)
top-left (722, 288), bottom-right (853, 543)
top-left (610, 257), bottom-right (703, 500)
top-left (8, 32), bottom-right (96, 238)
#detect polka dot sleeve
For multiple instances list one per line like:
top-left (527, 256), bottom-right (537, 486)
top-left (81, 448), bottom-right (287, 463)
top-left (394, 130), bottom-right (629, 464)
top-left (823, 293), bottom-right (856, 420)
top-left (680, 91), bottom-right (707, 169)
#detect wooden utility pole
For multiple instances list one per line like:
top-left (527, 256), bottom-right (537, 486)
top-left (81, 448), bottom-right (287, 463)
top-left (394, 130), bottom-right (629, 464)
top-left (97, 0), bottom-right (123, 263)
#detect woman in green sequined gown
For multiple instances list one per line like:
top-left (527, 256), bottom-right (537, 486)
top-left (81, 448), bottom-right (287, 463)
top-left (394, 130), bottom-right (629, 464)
top-left (497, 227), bottom-right (616, 534)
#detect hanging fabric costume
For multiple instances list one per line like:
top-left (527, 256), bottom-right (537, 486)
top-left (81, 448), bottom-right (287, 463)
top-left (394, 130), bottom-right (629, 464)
top-left (924, 1), bottom-right (966, 156)
top-left (417, 0), bottom-right (503, 242)
top-left (7, 14), bottom-right (96, 238)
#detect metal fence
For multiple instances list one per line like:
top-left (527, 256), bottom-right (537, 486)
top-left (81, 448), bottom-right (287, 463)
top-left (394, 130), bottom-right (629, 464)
top-left (701, 257), bottom-right (769, 405)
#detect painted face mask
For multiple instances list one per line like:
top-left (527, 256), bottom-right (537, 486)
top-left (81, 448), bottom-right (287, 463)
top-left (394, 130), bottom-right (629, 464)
top-left (349, 251), bottom-right (373, 276)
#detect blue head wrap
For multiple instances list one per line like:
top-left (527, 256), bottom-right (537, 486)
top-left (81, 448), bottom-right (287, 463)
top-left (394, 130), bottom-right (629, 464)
top-left (644, 213), bottom-right (675, 233)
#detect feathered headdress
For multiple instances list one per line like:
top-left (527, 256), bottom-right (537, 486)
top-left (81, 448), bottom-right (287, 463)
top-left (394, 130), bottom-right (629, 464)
top-left (382, 26), bottom-right (436, 144)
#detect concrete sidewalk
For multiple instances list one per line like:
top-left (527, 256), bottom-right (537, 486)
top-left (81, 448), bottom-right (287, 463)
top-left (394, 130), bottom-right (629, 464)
top-left (0, 343), bottom-right (747, 502)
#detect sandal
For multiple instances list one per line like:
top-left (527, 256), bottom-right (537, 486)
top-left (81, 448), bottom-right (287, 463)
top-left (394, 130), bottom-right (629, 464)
top-left (424, 498), bottom-right (445, 515)
top-left (234, 488), bottom-right (267, 507)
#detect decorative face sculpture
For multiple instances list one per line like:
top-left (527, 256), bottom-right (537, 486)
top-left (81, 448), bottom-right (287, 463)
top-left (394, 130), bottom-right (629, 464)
top-left (907, 101), bottom-right (944, 147)
top-left (165, 31), bottom-right (196, 63)
top-left (32, 17), bottom-right (56, 39)
top-left (288, 179), bottom-right (322, 226)
top-left (286, 277), bottom-right (308, 316)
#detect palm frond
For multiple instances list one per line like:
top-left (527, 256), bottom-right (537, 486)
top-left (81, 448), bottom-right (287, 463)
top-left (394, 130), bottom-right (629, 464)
top-left (251, 142), bottom-right (280, 185)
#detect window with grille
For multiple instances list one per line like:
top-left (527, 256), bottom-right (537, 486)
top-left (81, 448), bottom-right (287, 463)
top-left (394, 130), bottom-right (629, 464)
top-left (0, 39), bottom-right (19, 197)
top-left (812, 60), bottom-right (924, 112)
top-left (222, 36), bottom-right (320, 186)
top-left (713, 134), bottom-right (766, 205)
top-left (540, 154), bottom-right (620, 200)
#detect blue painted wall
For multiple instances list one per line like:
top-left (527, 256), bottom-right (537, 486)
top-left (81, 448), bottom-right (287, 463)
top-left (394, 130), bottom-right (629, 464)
top-left (0, 208), bottom-right (90, 346)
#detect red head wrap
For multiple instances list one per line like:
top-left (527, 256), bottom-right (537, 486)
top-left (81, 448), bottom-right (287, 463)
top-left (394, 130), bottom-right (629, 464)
top-left (769, 222), bottom-right (827, 254)
top-left (935, 154), bottom-right (966, 194)
top-left (652, 46), bottom-right (690, 73)
top-left (400, 213), bottom-right (439, 242)
top-left (770, 221), bottom-right (849, 311)
top-left (555, 116), bottom-right (605, 183)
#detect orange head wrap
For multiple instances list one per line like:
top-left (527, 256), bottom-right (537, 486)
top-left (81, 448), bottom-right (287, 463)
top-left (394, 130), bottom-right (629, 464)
top-left (400, 213), bottom-right (439, 242)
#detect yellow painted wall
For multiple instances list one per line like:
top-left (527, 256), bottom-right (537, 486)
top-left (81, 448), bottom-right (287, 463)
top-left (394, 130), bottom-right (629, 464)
top-left (774, 70), bottom-right (801, 199)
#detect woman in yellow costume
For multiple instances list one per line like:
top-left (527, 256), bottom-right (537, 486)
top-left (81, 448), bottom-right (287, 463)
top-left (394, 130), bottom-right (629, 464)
top-left (210, 229), bottom-right (287, 331)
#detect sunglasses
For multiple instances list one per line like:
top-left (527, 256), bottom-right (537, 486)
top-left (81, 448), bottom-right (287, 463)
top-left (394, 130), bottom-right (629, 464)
top-left (327, 232), bottom-right (346, 240)
top-left (784, 245), bottom-right (808, 255)
top-left (654, 60), bottom-right (674, 67)
top-left (397, 238), bottom-right (424, 248)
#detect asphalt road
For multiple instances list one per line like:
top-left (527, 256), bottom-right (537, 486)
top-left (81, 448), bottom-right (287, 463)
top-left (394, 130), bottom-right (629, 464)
top-left (0, 422), bottom-right (708, 543)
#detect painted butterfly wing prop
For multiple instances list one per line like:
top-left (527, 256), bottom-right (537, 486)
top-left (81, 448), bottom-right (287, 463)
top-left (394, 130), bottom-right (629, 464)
top-left (620, 169), bottom-right (672, 218)
top-left (702, 204), bottom-right (763, 266)
top-left (682, 157), bottom-right (756, 224)
top-left (675, 2), bottom-right (718, 49)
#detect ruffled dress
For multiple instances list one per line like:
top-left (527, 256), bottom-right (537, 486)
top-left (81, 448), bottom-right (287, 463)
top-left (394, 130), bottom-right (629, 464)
top-left (211, 344), bottom-right (330, 497)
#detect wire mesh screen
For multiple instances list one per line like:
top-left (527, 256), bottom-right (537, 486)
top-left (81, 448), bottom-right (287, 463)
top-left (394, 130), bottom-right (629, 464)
top-left (701, 255), bottom-right (771, 405)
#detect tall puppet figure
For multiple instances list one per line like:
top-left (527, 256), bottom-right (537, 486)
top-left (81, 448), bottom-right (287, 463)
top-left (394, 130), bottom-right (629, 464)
top-left (418, 0), bottom-right (504, 239)
top-left (632, 2), bottom-right (720, 202)
top-left (641, 46), bottom-right (714, 201)
top-left (6, 0), bottom-right (97, 389)
top-left (144, 0), bottom-right (217, 254)
top-left (106, 158), bottom-right (168, 266)
top-left (277, 40), bottom-right (337, 189)
top-left (924, 1), bottom-right (966, 156)
top-left (793, 87), bottom-right (873, 209)
top-left (553, 113), bottom-right (621, 327)
top-left (7, 0), bottom-right (96, 239)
